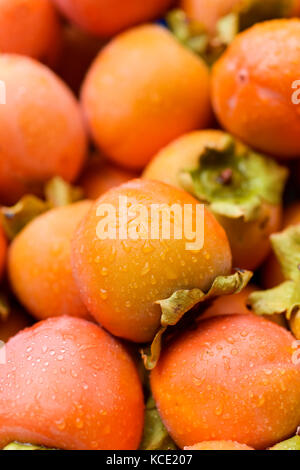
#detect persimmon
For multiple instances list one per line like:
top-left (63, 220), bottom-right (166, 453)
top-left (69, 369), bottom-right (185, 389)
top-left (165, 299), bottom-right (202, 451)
top-left (0, 54), bottom-right (87, 205)
top-left (143, 130), bottom-right (286, 270)
top-left (72, 179), bottom-right (236, 345)
top-left (0, 316), bottom-right (144, 450)
top-left (0, 0), bottom-right (61, 66)
top-left (212, 19), bottom-right (300, 159)
top-left (185, 441), bottom-right (254, 450)
top-left (262, 202), bottom-right (300, 289)
top-left (79, 154), bottom-right (137, 200)
top-left (0, 226), bottom-right (6, 280)
top-left (151, 314), bottom-right (300, 449)
top-left (52, 0), bottom-right (174, 37)
top-left (8, 201), bottom-right (92, 321)
top-left (81, 25), bottom-right (211, 171)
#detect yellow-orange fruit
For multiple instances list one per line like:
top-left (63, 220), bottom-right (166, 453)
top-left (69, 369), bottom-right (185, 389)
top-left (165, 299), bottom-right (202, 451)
top-left (81, 25), bottom-right (211, 171)
top-left (52, 0), bottom-right (174, 37)
top-left (0, 316), bottom-right (144, 450)
top-left (212, 19), bottom-right (300, 159)
top-left (72, 179), bottom-right (232, 343)
top-left (8, 201), bottom-right (92, 321)
top-left (262, 202), bottom-right (300, 289)
top-left (143, 130), bottom-right (282, 270)
top-left (0, 54), bottom-right (87, 205)
top-left (79, 154), bottom-right (137, 199)
top-left (185, 441), bottom-right (254, 450)
top-left (151, 314), bottom-right (300, 449)
top-left (0, 0), bottom-right (61, 66)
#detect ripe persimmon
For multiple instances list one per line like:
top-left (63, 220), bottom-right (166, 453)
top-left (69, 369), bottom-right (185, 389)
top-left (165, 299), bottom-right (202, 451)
top-left (262, 202), bottom-right (300, 289)
top-left (0, 0), bottom-right (61, 66)
top-left (81, 25), bottom-right (211, 171)
top-left (79, 154), bottom-right (137, 200)
top-left (0, 316), bottom-right (144, 450)
top-left (0, 54), bottom-right (87, 205)
top-left (8, 201), bottom-right (92, 321)
top-left (52, 0), bottom-right (174, 37)
top-left (185, 441), bottom-right (254, 450)
top-left (151, 314), bottom-right (300, 449)
top-left (212, 19), bottom-right (300, 159)
top-left (72, 179), bottom-right (233, 344)
top-left (143, 130), bottom-right (286, 270)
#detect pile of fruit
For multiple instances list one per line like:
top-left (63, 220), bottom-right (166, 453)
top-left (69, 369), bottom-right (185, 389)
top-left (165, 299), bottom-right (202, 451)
top-left (1, 0), bottom-right (300, 451)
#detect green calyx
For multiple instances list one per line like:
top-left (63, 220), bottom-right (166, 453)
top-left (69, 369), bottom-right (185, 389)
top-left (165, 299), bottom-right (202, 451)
top-left (269, 435), bottom-right (300, 451)
top-left (141, 269), bottom-right (252, 370)
top-left (179, 136), bottom-right (288, 222)
top-left (3, 442), bottom-right (54, 450)
top-left (139, 396), bottom-right (177, 450)
top-left (0, 177), bottom-right (84, 240)
top-left (249, 225), bottom-right (300, 320)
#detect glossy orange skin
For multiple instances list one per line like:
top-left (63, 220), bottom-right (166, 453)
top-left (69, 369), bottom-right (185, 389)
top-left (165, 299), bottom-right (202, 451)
top-left (212, 19), bottom-right (300, 159)
top-left (72, 179), bottom-right (232, 343)
top-left (0, 316), bottom-right (144, 450)
top-left (8, 201), bottom-right (92, 321)
top-left (0, 308), bottom-right (32, 343)
top-left (185, 441), bottom-right (254, 450)
top-left (151, 314), bottom-right (300, 449)
top-left (262, 202), bottom-right (300, 289)
top-left (53, 0), bottom-right (174, 37)
top-left (79, 154), bottom-right (137, 199)
top-left (81, 25), bottom-right (211, 171)
top-left (0, 55), bottom-right (87, 205)
top-left (0, 226), bottom-right (7, 280)
top-left (143, 130), bottom-right (282, 270)
top-left (0, 0), bottom-right (61, 66)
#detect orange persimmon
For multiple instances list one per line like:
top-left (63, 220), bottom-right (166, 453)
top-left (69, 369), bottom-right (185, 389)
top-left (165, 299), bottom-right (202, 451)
top-left (185, 441), bottom-right (254, 450)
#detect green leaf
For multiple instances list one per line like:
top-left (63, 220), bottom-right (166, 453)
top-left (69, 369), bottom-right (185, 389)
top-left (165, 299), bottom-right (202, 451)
top-left (180, 137), bottom-right (288, 223)
top-left (45, 177), bottom-right (83, 208)
top-left (248, 280), bottom-right (300, 320)
top-left (142, 269), bottom-right (252, 370)
top-left (139, 397), bottom-right (177, 450)
top-left (270, 225), bottom-right (300, 283)
top-left (3, 442), bottom-right (54, 450)
top-left (269, 435), bottom-right (300, 451)
top-left (216, 13), bottom-right (239, 45)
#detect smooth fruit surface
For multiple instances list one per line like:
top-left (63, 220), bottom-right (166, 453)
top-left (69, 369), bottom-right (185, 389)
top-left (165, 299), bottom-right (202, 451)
top-left (72, 179), bottom-right (232, 343)
top-left (0, 55), bottom-right (87, 205)
top-left (81, 25), bottom-right (211, 170)
top-left (212, 19), bottom-right (300, 159)
top-left (0, 316), bottom-right (144, 450)
top-left (151, 314), bottom-right (300, 449)
top-left (185, 440), bottom-right (254, 450)
top-left (9, 201), bottom-right (92, 320)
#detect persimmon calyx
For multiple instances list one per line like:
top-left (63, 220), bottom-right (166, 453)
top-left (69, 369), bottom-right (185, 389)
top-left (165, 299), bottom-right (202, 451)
top-left (248, 225), bottom-right (300, 321)
top-left (3, 442), bottom-right (54, 450)
top-left (269, 435), bottom-right (300, 451)
top-left (0, 178), bottom-right (84, 240)
top-left (139, 396), bottom-right (177, 451)
top-left (179, 136), bottom-right (288, 222)
top-left (141, 269), bottom-right (252, 370)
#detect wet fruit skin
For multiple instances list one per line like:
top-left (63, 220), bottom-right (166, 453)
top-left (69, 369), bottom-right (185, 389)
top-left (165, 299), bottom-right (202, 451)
top-left (52, 0), bottom-right (174, 37)
top-left (151, 314), bottom-right (300, 449)
top-left (0, 54), bottom-right (87, 205)
top-left (0, 0), bottom-right (61, 66)
top-left (0, 227), bottom-right (7, 280)
top-left (262, 202), bottom-right (300, 289)
top-left (184, 441), bottom-right (254, 450)
top-left (81, 25), bottom-right (211, 171)
top-left (212, 19), bottom-right (300, 159)
top-left (0, 316), bottom-right (144, 450)
top-left (143, 129), bottom-right (282, 270)
top-left (79, 154), bottom-right (137, 199)
top-left (72, 179), bottom-right (232, 343)
top-left (8, 201), bottom-right (92, 321)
